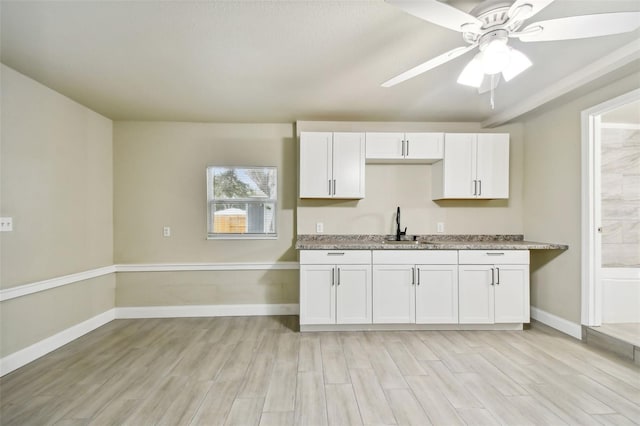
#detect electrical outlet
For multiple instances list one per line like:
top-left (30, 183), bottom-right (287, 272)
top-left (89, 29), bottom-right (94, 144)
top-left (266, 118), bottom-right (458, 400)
top-left (163, 226), bottom-right (171, 237)
top-left (316, 222), bottom-right (324, 233)
top-left (437, 222), bottom-right (445, 233)
top-left (0, 217), bottom-right (13, 232)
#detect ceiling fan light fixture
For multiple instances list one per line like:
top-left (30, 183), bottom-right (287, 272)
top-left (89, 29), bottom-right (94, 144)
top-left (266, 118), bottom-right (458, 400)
top-left (480, 38), bottom-right (511, 75)
top-left (502, 47), bottom-right (532, 81)
top-left (457, 54), bottom-right (484, 88)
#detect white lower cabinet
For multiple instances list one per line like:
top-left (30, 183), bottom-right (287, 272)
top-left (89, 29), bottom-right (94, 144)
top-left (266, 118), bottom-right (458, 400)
top-left (299, 250), bottom-right (372, 325)
top-left (372, 251), bottom-right (458, 324)
top-left (299, 249), bottom-right (530, 328)
top-left (458, 250), bottom-right (530, 324)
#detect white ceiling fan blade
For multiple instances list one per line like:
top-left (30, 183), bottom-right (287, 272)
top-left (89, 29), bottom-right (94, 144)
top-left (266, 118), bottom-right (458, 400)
top-left (518, 12), bottom-right (640, 42)
top-left (386, 0), bottom-right (482, 33)
top-left (507, 0), bottom-right (555, 21)
top-left (381, 44), bottom-right (476, 87)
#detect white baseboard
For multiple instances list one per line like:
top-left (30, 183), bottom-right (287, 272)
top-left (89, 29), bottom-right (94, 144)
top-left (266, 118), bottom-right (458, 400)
top-left (530, 306), bottom-right (583, 340)
top-left (116, 303), bottom-right (300, 318)
top-left (0, 308), bottom-right (116, 377)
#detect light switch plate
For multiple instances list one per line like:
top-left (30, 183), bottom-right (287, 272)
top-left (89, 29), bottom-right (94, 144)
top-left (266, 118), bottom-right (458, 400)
top-left (437, 222), bottom-right (445, 233)
top-left (316, 222), bottom-right (324, 233)
top-left (163, 226), bottom-right (171, 237)
top-left (0, 217), bottom-right (13, 232)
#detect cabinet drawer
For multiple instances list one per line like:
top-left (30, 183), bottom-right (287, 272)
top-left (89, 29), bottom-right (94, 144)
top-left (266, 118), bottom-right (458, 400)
top-left (458, 250), bottom-right (529, 265)
top-left (373, 250), bottom-right (457, 265)
top-left (300, 250), bottom-right (371, 265)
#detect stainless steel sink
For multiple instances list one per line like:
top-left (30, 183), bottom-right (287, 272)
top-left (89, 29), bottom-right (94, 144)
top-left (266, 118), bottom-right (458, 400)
top-left (382, 240), bottom-right (422, 245)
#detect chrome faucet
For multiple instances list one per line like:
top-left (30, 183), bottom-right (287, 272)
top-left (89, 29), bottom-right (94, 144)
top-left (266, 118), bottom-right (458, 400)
top-left (396, 206), bottom-right (407, 241)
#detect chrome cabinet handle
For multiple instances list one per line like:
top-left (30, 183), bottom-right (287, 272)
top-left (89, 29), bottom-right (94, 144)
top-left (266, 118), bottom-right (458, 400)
top-left (406, 140), bottom-right (410, 157)
top-left (401, 140), bottom-right (405, 157)
top-left (496, 267), bottom-right (500, 285)
top-left (328, 179), bottom-right (332, 196)
top-left (416, 268), bottom-right (420, 285)
top-left (337, 267), bottom-right (341, 285)
top-left (490, 267), bottom-right (495, 286)
top-left (478, 180), bottom-right (482, 196)
top-left (331, 268), bottom-right (335, 286)
top-left (411, 267), bottom-right (415, 285)
top-left (327, 252), bottom-right (345, 256)
top-left (333, 179), bottom-right (336, 195)
top-left (473, 180), bottom-right (478, 196)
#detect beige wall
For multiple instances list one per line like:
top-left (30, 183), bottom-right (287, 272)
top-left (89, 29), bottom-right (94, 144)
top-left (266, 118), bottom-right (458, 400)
top-left (522, 71), bottom-right (640, 324)
top-left (116, 270), bottom-right (298, 307)
top-left (0, 64), bottom-right (114, 357)
top-left (296, 121), bottom-right (525, 235)
top-left (113, 122), bottom-right (297, 306)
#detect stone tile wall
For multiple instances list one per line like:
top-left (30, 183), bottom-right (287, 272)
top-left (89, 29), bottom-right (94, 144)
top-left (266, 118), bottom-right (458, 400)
top-left (601, 127), bottom-right (640, 267)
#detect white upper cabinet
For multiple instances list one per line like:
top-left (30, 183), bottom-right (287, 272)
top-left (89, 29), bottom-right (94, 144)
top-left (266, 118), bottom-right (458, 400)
top-left (431, 133), bottom-right (509, 200)
top-left (299, 132), bottom-right (365, 199)
top-left (365, 132), bottom-right (443, 163)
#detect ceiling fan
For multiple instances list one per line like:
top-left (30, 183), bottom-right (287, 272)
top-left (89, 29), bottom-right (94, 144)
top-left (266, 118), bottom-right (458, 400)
top-left (382, 0), bottom-right (640, 95)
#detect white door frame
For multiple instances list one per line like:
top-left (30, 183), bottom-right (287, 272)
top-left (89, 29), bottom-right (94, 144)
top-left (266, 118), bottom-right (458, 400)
top-left (580, 88), bottom-right (640, 326)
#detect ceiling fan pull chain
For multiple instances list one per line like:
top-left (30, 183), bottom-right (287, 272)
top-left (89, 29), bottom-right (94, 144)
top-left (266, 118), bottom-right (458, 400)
top-left (490, 75), bottom-right (496, 110)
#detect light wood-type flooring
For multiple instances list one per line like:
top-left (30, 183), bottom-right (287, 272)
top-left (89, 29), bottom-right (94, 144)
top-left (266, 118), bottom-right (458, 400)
top-left (1, 316), bottom-right (639, 425)
top-left (597, 323), bottom-right (640, 348)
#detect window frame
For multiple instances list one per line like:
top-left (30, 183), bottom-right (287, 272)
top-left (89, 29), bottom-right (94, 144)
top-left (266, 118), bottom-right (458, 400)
top-left (206, 166), bottom-right (278, 240)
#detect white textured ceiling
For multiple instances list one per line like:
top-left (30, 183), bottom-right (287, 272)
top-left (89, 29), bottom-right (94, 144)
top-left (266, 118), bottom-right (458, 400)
top-left (1, 0), bottom-right (639, 123)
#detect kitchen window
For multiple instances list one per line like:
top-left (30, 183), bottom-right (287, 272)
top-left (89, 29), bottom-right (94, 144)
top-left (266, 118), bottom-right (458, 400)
top-left (207, 166), bottom-right (277, 239)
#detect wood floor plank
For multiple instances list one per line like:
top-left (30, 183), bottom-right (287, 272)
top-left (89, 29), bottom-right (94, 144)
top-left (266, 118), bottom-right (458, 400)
top-left (225, 397), bottom-right (264, 426)
top-left (325, 384), bottom-right (363, 426)
top-left (421, 361), bottom-right (483, 409)
top-left (385, 388), bottom-right (432, 426)
top-left (349, 368), bottom-right (397, 425)
top-left (190, 379), bottom-right (242, 426)
top-left (294, 371), bottom-right (328, 426)
top-left (258, 411), bottom-right (295, 426)
top-left (405, 375), bottom-right (464, 425)
top-left (321, 343), bottom-right (350, 384)
top-left (263, 361), bottom-right (297, 412)
top-left (384, 341), bottom-right (427, 376)
top-left (157, 379), bottom-right (213, 426)
top-left (298, 334), bottom-right (322, 373)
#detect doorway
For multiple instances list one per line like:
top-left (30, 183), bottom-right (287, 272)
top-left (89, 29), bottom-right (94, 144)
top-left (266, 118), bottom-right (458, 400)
top-left (581, 89), bottom-right (640, 352)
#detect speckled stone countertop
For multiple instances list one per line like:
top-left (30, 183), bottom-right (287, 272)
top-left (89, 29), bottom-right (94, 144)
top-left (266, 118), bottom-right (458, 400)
top-left (295, 234), bottom-right (568, 250)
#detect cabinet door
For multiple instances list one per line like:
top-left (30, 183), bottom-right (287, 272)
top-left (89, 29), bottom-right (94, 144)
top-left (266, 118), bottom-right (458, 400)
top-left (300, 132), bottom-right (332, 198)
top-left (476, 133), bottom-right (509, 199)
top-left (365, 132), bottom-right (404, 159)
top-left (405, 133), bottom-right (443, 161)
top-left (458, 265), bottom-right (494, 324)
top-left (494, 265), bottom-right (530, 323)
top-left (415, 265), bottom-right (458, 324)
top-left (373, 265), bottom-right (415, 323)
top-left (336, 264), bottom-right (372, 324)
top-left (442, 133), bottom-right (476, 198)
top-left (332, 132), bottom-right (365, 198)
top-left (300, 265), bottom-right (335, 325)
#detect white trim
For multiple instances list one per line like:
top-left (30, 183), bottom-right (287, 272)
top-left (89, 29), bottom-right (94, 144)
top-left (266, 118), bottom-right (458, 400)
top-left (115, 303), bottom-right (300, 319)
top-left (601, 267), bottom-right (640, 279)
top-left (0, 309), bottom-right (116, 377)
top-left (581, 88), bottom-right (640, 327)
top-left (483, 41), bottom-right (640, 128)
top-left (301, 323), bottom-right (523, 332)
top-left (115, 262), bottom-right (299, 272)
top-left (0, 262), bottom-right (300, 302)
top-left (530, 306), bottom-right (582, 340)
top-left (0, 266), bottom-right (116, 302)
top-left (600, 122), bottom-right (640, 130)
